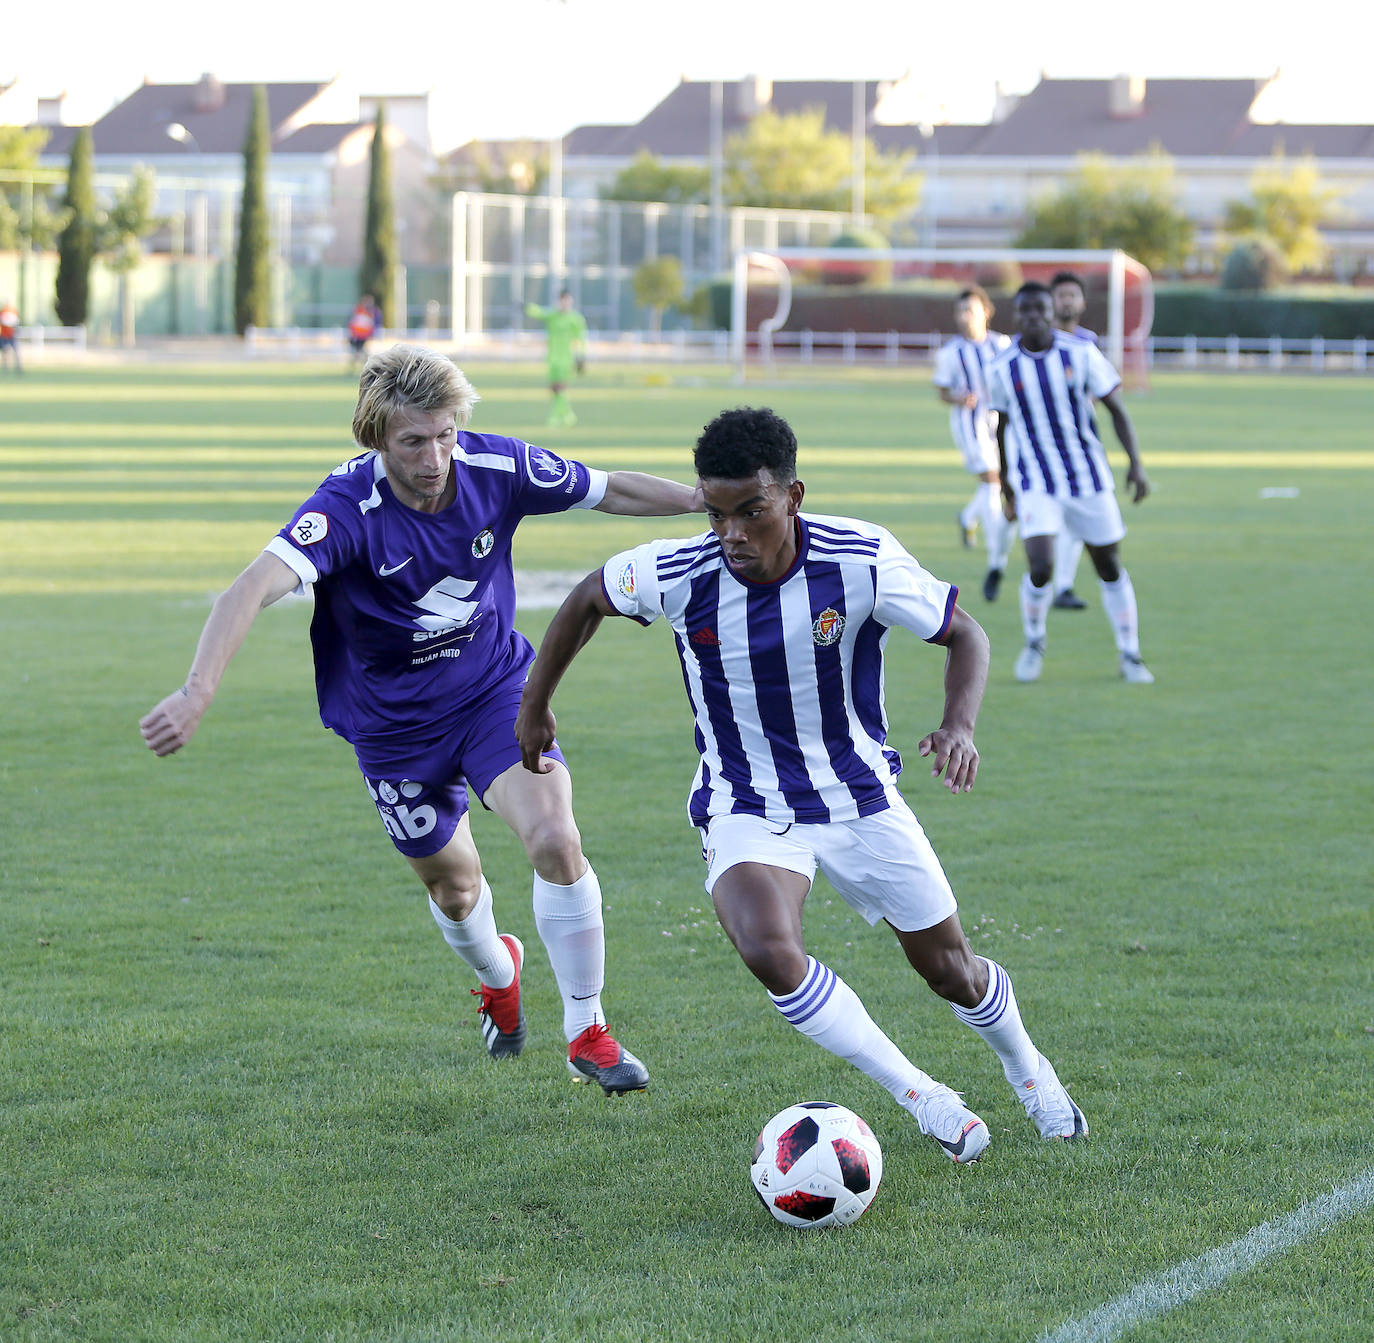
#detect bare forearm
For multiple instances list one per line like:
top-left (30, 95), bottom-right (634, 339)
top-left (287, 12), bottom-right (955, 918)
top-left (596, 471), bottom-right (700, 516)
top-left (940, 619), bottom-right (989, 731)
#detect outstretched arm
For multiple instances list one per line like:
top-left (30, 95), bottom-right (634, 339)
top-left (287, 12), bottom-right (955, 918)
top-left (139, 550), bottom-right (300, 756)
top-left (1100, 388), bottom-right (1149, 503)
top-left (917, 606), bottom-right (990, 794)
top-left (515, 571), bottom-right (620, 773)
top-left (594, 470), bottom-right (702, 516)
top-left (996, 414), bottom-right (1016, 519)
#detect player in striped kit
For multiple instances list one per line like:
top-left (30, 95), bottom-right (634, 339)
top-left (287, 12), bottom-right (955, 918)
top-left (988, 282), bottom-right (1154, 683)
top-left (517, 407), bottom-right (1088, 1163)
top-left (1046, 271), bottom-right (1097, 611)
top-left (932, 287), bottom-right (1014, 601)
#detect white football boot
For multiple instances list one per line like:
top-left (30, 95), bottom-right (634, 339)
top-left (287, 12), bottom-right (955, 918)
top-left (1119, 653), bottom-right (1155, 684)
top-left (1017, 1053), bottom-right (1088, 1140)
top-left (1014, 639), bottom-right (1046, 683)
top-left (901, 1083), bottom-right (990, 1164)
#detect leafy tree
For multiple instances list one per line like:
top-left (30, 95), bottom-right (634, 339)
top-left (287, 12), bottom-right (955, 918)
top-left (1220, 237), bottom-right (1288, 291)
top-left (97, 165), bottom-right (161, 344)
top-left (55, 127), bottom-right (99, 326)
top-left (723, 109), bottom-right (920, 225)
top-left (442, 139), bottom-right (548, 195)
top-left (0, 125), bottom-right (56, 251)
top-left (1223, 151), bottom-right (1335, 275)
top-left (1016, 151), bottom-right (1194, 274)
top-left (234, 85), bottom-right (272, 335)
top-left (632, 255), bottom-right (685, 334)
top-left (361, 104), bottom-right (400, 325)
top-left (603, 151), bottom-right (710, 204)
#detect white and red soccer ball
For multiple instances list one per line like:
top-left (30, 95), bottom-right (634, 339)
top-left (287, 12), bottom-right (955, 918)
top-left (750, 1101), bottom-right (883, 1229)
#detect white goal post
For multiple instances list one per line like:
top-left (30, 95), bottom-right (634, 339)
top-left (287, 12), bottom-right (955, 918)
top-left (730, 247), bottom-right (1154, 381)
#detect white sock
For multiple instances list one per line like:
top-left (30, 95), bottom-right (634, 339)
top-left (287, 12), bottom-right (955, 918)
top-left (428, 881), bottom-right (514, 987)
top-left (1053, 534), bottom-right (1084, 595)
top-left (1020, 572), bottom-right (1052, 643)
top-left (1098, 570), bottom-right (1141, 655)
top-left (533, 865), bottom-right (605, 1040)
top-left (769, 958), bottom-right (942, 1106)
top-left (978, 482), bottom-right (1014, 570)
top-left (949, 957), bottom-right (1040, 1088)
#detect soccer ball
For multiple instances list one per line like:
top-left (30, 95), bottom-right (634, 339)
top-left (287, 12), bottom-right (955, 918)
top-left (750, 1101), bottom-right (883, 1229)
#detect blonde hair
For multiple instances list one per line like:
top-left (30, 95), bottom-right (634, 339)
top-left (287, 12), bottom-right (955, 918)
top-left (352, 344), bottom-right (479, 450)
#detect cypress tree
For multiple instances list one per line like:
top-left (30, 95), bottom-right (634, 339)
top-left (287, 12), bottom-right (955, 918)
top-left (360, 105), bottom-right (398, 326)
top-left (234, 85), bottom-right (272, 335)
top-left (55, 127), bottom-right (97, 327)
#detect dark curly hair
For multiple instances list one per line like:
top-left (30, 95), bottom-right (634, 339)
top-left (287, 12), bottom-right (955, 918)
top-left (1014, 280), bottom-right (1053, 304)
top-left (694, 407), bottom-right (797, 484)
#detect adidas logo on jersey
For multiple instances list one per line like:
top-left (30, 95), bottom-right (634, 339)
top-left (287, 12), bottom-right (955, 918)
top-left (690, 627), bottom-right (721, 647)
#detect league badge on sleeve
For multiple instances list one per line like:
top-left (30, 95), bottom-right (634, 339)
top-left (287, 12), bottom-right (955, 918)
top-left (617, 560), bottom-right (637, 598)
top-left (290, 511), bottom-right (329, 545)
top-left (812, 608), bottom-right (845, 646)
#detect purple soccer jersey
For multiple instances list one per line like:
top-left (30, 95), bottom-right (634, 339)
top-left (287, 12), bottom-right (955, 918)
top-left (266, 432), bottom-right (605, 778)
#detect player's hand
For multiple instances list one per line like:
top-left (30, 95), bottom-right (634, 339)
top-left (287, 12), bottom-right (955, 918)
top-left (917, 726), bottom-right (979, 794)
top-left (514, 697), bottom-right (558, 773)
top-left (961, 392), bottom-right (978, 410)
top-left (1001, 488), bottom-right (1017, 522)
top-left (1126, 462), bottom-right (1150, 503)
top-left (139, 686), bottom-right (207, 757)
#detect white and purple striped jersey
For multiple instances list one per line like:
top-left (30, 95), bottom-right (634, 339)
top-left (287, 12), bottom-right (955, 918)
top-left (932, 332), bottom-right (1011, 471)
top-left (265, 434), bottom-right (606, 776)
top-left (985, 332), bottom-right (1122, 498)
top-left (601, 514), bottom-right (957, 828)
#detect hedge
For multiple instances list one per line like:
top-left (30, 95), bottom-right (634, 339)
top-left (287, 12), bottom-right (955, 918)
top-left (706, 280), bottom-right (1374, 340)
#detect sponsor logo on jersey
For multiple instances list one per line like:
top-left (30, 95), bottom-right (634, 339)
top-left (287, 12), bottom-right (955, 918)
top-left (471, 528), bottom-right (495, 559)
top-left (377, 780), bottom-right (399, 804)
top-left (527, 444), bottom-right (572, 489)
top-left (812, 607), bottom-right (845, 646)
top-left (689, 627), bottom-right (721, 647)
top-left (378, 556), bottom-right (413, 577)
top-left (617, 561), bottom-right (636, 598)
top-left (290, 511), bottom-right (329, 545)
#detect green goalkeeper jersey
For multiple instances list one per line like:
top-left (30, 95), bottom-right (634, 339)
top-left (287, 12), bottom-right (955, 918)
top-left (526, 303), bottom-right (587, 379)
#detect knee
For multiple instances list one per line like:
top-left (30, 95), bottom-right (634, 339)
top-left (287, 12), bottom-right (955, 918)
top-left (1090, 547), bottom-right (1121, 583)
top-left (733, 932), bottom-right (808, 997)
top-left (915, 947), bottom-right (985, 1007)
top-left (1027, 561), bottom-right (1053, 588)
top-left (523, 816), bottom-right (584, 884)
top-left (425, 870), bottom-right (483, 921)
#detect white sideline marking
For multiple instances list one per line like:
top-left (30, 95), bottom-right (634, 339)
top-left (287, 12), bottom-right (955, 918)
top-left (1038, 1168), bottom-right (1374, 1343)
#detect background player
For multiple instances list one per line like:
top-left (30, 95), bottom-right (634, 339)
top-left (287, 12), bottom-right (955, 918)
top-left (932, 287), bottom-right (1014, 601)
top-left (0, 298), bottom-right (21, 373)
top-left (140, 344), bottom-right (699, 1094)
top-left (525, 290), bottom-right (587, 427)
top-left (346, 294), bottom-right (382, 372)
top-left (989, 284), bottom-right (1154, 684)
top-left (517, 406), bottom-right (1087, 1163)
top-left (1045, 271), bottom-right (1099, 611)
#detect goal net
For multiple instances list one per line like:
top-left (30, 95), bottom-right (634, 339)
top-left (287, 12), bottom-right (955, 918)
top-left (729, 247), bottom-right (1153, 387)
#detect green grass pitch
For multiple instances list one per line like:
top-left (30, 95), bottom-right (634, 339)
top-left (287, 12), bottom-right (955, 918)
top-left (2, 360), bottom-right (1371, 1341)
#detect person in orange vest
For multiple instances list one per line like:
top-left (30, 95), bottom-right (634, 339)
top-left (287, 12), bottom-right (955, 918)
top-left (346, 295), bottom-right (381, 371)
top-left (0, 300), bottom-right (20, 373)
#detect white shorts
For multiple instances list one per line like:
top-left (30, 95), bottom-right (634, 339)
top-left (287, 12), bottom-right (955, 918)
top-left (1015, 488), bottom-right (1125, 545)
top-left (951, 409), bottom-right (999, 475)
top-left (698, 799), bottom-right (957, 934)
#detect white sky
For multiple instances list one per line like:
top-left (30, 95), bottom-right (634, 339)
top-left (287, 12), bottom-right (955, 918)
top-left (8, 0), bottom-right (1371, 151)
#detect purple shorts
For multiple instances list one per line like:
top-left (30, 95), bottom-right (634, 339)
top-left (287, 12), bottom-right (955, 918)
top-left (360, 676), bottom-right (565, 859)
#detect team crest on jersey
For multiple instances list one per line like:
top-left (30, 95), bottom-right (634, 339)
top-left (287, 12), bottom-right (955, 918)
top-left (526, 443), bottom-right (572, 489)
top-left (471, 528), bottom-right (495, 559)
top-left (812, 607), bottom-right (845, 646)
top-left (290, 511), bottom-right (329, 545)
top-left (617, 561), bottom-right (636, 598)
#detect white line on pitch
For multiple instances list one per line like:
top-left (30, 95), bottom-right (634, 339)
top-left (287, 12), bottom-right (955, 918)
top-left (1037, 1167), bottom-right (1374, 1343)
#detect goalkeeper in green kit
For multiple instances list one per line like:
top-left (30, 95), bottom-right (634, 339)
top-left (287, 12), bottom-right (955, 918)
top-left (525, 290), bottom-right (588, 426)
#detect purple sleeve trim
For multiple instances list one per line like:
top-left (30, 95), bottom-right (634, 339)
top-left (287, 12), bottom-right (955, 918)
top-left (925, 585), bottom-right (958, 644)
